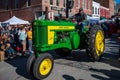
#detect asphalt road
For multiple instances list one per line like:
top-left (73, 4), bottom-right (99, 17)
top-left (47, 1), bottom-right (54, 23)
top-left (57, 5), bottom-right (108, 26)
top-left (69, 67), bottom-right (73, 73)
top-left (0, 35), bottom-right (120, 80)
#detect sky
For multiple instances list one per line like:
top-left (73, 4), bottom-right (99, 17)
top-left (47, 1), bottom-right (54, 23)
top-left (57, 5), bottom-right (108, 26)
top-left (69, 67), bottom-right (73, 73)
top-left (115, 0), bottom-right (120, 3)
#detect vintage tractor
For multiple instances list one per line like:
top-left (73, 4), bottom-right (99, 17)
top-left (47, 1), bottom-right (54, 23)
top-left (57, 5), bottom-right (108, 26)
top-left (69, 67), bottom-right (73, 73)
top-left (26, 20), bottom-right (105, 80)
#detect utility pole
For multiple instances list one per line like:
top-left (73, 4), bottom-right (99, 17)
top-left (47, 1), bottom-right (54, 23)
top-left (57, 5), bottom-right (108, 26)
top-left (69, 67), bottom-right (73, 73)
top-left (66, 0), bottom-right (74, 18)
top-left (66, 0), bottom-right (69, 18)
top-left (45, 7), bottom-right (49, 20)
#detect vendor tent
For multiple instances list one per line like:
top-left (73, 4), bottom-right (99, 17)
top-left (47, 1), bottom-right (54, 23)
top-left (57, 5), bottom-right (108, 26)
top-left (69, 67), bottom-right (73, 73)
top-left (87, 15), bottom-right (100, 24)
top-left (87, 15), bottom-right (100, 21)
top-left (3, 16), bottom-right (29, 25)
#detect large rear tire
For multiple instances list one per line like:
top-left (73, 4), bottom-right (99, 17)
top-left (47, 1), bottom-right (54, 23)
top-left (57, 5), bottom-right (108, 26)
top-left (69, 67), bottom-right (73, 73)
top-left (86, 25), bottom-right (105, 61)
top-left (33, 53), bottom-right (54, 80)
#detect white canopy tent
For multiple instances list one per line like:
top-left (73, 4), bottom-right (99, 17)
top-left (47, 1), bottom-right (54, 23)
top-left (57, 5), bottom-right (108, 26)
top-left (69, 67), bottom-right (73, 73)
top-left (87, 15), bottom-right (100, 24)
top-left (87, 15), bottom-right (100, 21)
top-left (3, 16), bottom-right (30, 25)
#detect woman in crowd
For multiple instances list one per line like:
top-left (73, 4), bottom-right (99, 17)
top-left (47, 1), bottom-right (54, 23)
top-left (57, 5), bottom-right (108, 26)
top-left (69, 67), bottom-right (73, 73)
top-left (18, 26), bottom-right (27, 56)
top-left (27, 26), bottom-right (33, 54)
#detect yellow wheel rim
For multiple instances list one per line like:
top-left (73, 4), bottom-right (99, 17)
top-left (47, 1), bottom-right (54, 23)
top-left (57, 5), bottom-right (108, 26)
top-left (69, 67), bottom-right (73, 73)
top-left (39, 58), bottom-right (52, 76)
top-left (95, 30), bottom-right (104, 56)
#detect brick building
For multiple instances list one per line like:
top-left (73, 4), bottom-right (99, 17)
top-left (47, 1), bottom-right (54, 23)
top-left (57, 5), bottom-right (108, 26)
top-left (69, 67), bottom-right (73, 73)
top-left (94, 0), bottom-right (114, 17)
top-left (100, 6), bottom-right (110, 18)
top-left (0, 0), bottom-right (93, 22)
top-left (0, 0), bottom-right (42, 22)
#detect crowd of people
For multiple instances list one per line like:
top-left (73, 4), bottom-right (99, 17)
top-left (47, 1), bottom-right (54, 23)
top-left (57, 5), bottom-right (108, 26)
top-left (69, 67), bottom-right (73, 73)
top-left (0, 24), bottom-right (33, 61)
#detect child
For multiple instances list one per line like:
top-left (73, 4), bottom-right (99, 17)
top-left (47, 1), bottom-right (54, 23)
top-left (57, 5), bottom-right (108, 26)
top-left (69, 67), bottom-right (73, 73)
top-left (5, 43), bottom-right (15, 59)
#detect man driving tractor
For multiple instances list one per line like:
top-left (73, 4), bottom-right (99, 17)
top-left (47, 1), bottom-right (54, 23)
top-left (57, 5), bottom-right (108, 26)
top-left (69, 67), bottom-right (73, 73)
top-left (74, 8), bottom-right (87, 30)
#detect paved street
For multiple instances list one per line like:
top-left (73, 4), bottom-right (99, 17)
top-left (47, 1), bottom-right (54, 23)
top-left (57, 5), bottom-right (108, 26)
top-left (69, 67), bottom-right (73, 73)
top-left (0, 35), bottom-right (120, 80)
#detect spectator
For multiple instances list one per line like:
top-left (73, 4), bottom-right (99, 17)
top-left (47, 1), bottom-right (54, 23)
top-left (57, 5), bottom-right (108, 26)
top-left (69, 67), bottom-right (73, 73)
top-left (27, 26), bottom-right (33, 54)
top-left (18, 26), bottom-right (27, 56)
top-left (0, 40), bottom-right (5, 61)
top-left (116, 12), bottom-right (120, 61)
top-left (5, 43), bottom-right (15, 59)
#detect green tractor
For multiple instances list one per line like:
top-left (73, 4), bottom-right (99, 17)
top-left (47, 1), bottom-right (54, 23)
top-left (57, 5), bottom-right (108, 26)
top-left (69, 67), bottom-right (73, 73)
top-left (26, 20), bottom-right (105, 80)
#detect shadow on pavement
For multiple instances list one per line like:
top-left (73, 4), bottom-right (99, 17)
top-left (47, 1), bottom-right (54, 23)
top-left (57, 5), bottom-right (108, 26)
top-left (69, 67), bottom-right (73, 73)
top-left (52, 49), bottom-right (91, 62)
top-left (90, 68), bottom-right (120, 80)
top-left (63, 74), bottom-right (76, 80)
top-left (63, 74), bottom-right (84, 80)
top-left (5, 56), bottom-right (35, 80)
top-left (65, 50), bottom-right (90, 62)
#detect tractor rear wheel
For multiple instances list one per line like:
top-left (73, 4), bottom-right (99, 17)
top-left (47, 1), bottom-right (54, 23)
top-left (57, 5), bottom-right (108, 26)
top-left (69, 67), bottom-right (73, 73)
top-left (33, 53), bottom-right (54, 80)
top-left (55, 48), bottom-right (71, 57)
top-left (86, 25), bottom-right (105, 61)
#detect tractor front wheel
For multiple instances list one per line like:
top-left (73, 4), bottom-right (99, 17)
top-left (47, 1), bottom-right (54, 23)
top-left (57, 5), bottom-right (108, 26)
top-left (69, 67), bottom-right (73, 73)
top-left (86, 25), bottom-right (105, 61)
top-left (26, 54), bottom-right (35, 74)
top-left (33, 53), bottom-right (54, 80)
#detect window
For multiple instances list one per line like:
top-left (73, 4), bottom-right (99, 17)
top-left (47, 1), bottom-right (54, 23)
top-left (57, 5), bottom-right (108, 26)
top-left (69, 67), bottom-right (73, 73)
top-left (56, 0), bottom-right (59, 6)
top-left (98, 8), bottom-right (99, 15)
top-left (50, 0), bottom-right (53, 5)
top-left (63, 0), bottom-right (66, 7)
top-left (95, 8), bottom-right (97, 14)
top-left (92, 7), bottom-right (94, 14)
top-left (15, 0), bottom-right (18, 8)
top-left (35, 12), bottom-right (44, 20)
top-left (27, 0), bottom-right (31, 6)
top-left (5, 0), bottom-right (8, 10)
top-left (78, 0), bottom-right (80, 8)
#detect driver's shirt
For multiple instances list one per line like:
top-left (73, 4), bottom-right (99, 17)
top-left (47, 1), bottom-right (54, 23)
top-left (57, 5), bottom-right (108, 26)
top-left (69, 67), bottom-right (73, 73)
top-left (74, 13), bottom-right (86, 23)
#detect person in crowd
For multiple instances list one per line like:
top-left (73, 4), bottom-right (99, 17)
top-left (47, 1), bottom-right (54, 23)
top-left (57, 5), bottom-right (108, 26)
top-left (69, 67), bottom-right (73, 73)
top-left (18, 26), bottom-right (27, 56)
top-left (27, 26), bottom-right (33, 54)
top-left (1, 32), bottom-right (16, 59)
top-left (0, 38), bottom-right (5, 61)
top-left (5, 43), bottom-right (15, 59)
top-left (116, 11), bottom-right (120, 61)
top-left (13, 25), bottom-right (19, 43)
top-left (104, 21), bottom-right (110, 37)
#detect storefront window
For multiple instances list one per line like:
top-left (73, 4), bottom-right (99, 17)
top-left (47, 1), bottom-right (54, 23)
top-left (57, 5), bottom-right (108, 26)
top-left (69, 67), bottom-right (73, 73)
top-left (56, 0), bottom-right (59, 6)
top-left (50, 0), bottom-right (53, 5)
top-left (15, 0), bottom-right (18, 8)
